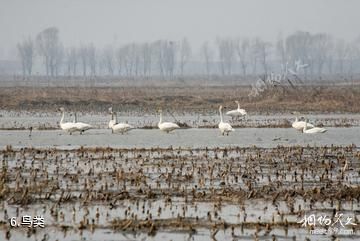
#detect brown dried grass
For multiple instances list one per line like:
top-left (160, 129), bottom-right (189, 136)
top-left (0, 85), bottom-right (359, 113)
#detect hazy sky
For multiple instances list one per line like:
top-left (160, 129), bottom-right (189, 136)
top-left (1, 0), bottom-right (359, 58)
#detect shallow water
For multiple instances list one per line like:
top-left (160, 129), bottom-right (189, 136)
top-left (0, 127), bottom-right (359, 149)
top-left (1, 112), bottom-right (360, 241)
top-left (1, 111), bottom-right (360, 130)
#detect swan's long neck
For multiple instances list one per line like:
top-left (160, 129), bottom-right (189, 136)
top-left (60, 111), bottom-right (65, 124)
top-left (219, 107), bottom-right (223, 123)
top-left (295, 116), bottom-right (298, 122)
top-left (114, 112), bottom-right (118, 123)
top-left (73, 113), bottom-right (77, 123)
top-left (237, 103), bottom-right (240, 110)
top-left (159, 112), bottom-right (163, 124)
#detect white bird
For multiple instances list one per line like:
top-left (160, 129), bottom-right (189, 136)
top-left (158, 109), bottom-right (179, 133)
top-left (226, 101), bottom-right (247, 119)
top-left (73, 112), bottom-right (93, 134)
top-left (303, 119), bottom-right (327, 134)
top-left (292, 114), bottom-right (314, 131)
top-left (219, 105), bottom-right (234, 135)
top-left (108, 107), bottom-right (116, 130)
top-left (109, 110), bottom-right (134, 134)
top-left (58, 107), bottom-right (80, 135)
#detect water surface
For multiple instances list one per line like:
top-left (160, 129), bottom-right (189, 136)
top-left (1, 127), bottom-right (359, 149)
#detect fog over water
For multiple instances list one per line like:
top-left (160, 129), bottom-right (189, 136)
top-left (1, 0), bottom-right (360, 59)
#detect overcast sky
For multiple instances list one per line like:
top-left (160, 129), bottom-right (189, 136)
top-left (1, 0), bottom-right (359, 58)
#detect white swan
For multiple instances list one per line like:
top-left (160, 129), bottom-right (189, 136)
top-left (303, 119), bottom-right (327, 134)
top-left (108, 107), bottom-right (116, 130)
top-left (58, 107), bottom-right (79, 134)
top-left (292, 115), bottom-right (314, 131)
top-left (158, 109), bottom-right (179, 133)
top-left (219, 105), bottom-right (234, 135)
top-left (110, 110), bottom-right (134, 134)
top-left (226, 101), bottom-right (247, 119)
top-left (73, 112), bottom-right (93, 134)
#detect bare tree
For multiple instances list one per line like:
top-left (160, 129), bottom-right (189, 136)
top-left (102, 45), bottom-right (115, 76)
top-left (236, 38), bottom-right (250, 77)
top-left (121, 43), bottom-right (136, 77)
top-left (17, 37), bottom-right (35, 77)
top-left (249, 39), bottom-right (259, 75)
top-left (54, 43), bottom-right (64, 77)
top-left (325, 40), bottom-right (334, 75)
top-left (116, 46), bottom-right (124, 76)
top-left (164, 41), bottom-right (177, 77)
top-left (153, 40), bottom-right (177, 77)
top-left (311, 33), bottom-right (332, 77)
top-left (65, 47), bottom-right (78, 77)
top-left (346, 41), bottom-right (360, 81)
top-left (276, 34), bottom-right (287, 69)
top-left (79, 45), bottom-right (88, 76)
top-left (153, 40), bottom-right (165, 77)
top-left (13, 31), bottom-right (360, 80)
top-left (335, 39), bottom-right (348, 76)
top-left (201, 41), bottom-right (213, 77)
top-left (216, 38), bottom-right (235, 75)
top-left (286, 31), bottom-right (313, 77)
top-left (179, 37), bottom-right (192, 76)
top-left (133, 43), bottom-right (141, 76)
top-left (257, 39), bottom-right (272, 75)
top-left (87, 44), bottom-right (97, 76)
top-left (36, 27), bottom-right (61, 77)
top-left (141, 42), bottom-right (152, 77)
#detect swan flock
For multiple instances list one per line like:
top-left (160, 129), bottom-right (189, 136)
top-left (58, 105), bottom-right (328, 135)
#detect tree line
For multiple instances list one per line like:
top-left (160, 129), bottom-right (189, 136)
top-left (16, 27), bottom-right (360, 80)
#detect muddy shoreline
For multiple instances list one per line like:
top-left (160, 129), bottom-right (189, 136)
top-left (0, 145), bottom-right (359, 240)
